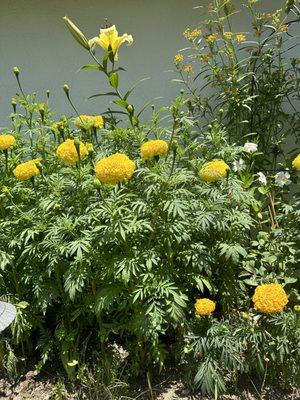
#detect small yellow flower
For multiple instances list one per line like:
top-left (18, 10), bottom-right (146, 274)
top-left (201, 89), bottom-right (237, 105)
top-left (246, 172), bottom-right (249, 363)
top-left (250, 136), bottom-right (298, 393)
top-left (200, 54), bottom-right (211, 62)
top-left (199, 160), bottom-right (229, 182)
top-left (140, 139), bottom-right (168, 161)
top-left (13, 160), bottom-right (40, 181)
top-left (75, 115), bottom-right (104, 130)
top-left (95, 153), bottom-right (136, 185)
top-left (56, 139), bottom-right (89, 166)
top-left (0, 134), bottom-right (16, 150)
top-left (236, 34), bottom-right (246, 42)
top-left (190, 28), bottom-right (202, 37)
top-left (207, 33), bottom-right (218, 43)
top-left (292, 153), bottom-right (300, 171)
top-left (183, 64), bottom-right (193, 73)
top-left (88, 25), bottom-right (133, 61)
top-left (224, 31), bottom-right (233, 40)
top-left (174, 54), bottom-right (184, 63)
top-left (294, 305), bottom-right (300, 313)
top-left (252, 283), bottom-right (288, 314)
top-left (194, 298), bottom-right (216, 316)
top-left (280, 24), bottom-right (288, 32)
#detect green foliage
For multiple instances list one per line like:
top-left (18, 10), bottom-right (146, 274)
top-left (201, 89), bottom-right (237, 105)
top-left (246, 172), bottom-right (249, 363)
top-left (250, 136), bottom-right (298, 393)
top-left (0, 0), bottom-right (299, 398)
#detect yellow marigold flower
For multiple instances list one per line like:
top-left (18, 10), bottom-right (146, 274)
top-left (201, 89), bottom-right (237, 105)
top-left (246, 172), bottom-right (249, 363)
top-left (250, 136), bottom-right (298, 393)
top-left (194, 298), bottom-right (216, 316)
top-left (0, 134), bottom-right (16, 150)
top-left (140, 139), bottom-right (168, 161)
top-left (174, 54), bottom-right (184, 63)
top-left (93, 115), bottom-right (104, 129)
top-left (292, 153), bottom-right (300, 171)
top-left (75, 115), bottom-right (104, 130)
top-left (95, 153), bottom-right (136, 185)
top-left (75, 115), bottom-right (94, 130)
top-left (224, 31), bottom-right (233, 39)
top-left (207, 33), bottom-right (217, 43)
top-left (13, 160), bottom-right (40, 181)
top-left (88, 25), bottom-right (133, 61)
top-left (236, 34), bottom-right (246, 42)
top-left (252, 283), bottom-right (288, 314)
top-left (199, 160), bottom-right (229, 182)
top-left (56, 139), bottom-right (88, 166)
top-left (190, 28), bottom-right (202, 37)
top-left (280, 24), bottom-right (288, 31)
top-left (184, 64), bottom-right (193, 73)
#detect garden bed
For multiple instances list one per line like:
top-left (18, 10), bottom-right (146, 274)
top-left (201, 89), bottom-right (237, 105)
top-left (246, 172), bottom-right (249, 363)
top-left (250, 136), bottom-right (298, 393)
top-left (0, 371), bottom-right (299, 400)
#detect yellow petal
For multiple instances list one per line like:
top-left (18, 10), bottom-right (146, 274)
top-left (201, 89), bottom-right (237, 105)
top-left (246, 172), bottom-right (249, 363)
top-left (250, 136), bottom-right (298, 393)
top-left (99, 25), bottom-right (118, 50)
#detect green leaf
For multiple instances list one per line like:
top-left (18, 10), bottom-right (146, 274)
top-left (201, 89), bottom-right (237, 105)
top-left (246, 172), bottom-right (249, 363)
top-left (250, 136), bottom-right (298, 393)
top-left (113, 99), bottom-right (129, 109)
top-left (109, 72), bottom-right (119, 89)
top-left (80, 64), bottom-right (105, 72)
top-left (88, 92), bottom-right (119, 99)
top-left (124, 77), bottom-right (151, 100)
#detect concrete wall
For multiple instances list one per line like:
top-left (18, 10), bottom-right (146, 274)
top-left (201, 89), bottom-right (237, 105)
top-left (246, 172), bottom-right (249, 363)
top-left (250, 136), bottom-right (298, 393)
top-left (0, 0), bottom-right (297, 126)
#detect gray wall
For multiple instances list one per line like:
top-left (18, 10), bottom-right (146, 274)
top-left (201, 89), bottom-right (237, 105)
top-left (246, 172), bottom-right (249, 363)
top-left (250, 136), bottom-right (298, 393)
top-left (0, 0), bottom-right (297, 126)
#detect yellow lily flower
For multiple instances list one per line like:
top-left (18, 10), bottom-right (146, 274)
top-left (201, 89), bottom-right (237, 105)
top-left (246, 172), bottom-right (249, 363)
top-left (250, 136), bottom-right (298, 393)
top-left (89, 25), bottom-right (133, 61)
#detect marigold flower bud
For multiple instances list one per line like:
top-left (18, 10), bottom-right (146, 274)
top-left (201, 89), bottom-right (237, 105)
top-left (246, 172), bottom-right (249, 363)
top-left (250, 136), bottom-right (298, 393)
top-left (12, 66), bottom-right (19, 76)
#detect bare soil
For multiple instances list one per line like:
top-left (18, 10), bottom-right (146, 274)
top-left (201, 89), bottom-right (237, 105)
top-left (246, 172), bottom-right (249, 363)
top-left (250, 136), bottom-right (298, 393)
top-left (0, 371), bottom-right (299, 399)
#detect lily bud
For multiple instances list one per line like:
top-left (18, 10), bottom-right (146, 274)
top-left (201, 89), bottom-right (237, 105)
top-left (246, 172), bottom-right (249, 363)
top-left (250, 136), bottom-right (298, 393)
top-left (63, 16), bottom-right (90, 50)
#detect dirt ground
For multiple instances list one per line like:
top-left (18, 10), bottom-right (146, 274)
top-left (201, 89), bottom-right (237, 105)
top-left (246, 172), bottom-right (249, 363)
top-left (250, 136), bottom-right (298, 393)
top-left (0, 371), bottom-right (299, 400)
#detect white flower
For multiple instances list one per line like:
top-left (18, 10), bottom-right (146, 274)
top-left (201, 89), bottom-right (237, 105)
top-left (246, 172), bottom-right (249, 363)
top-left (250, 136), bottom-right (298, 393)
top-left (275, 171), bottom-right (291, 187)
top-left (257, 172), bottom-right (267, 185)
top-left (232, 158), bottom-right (245, 172)
top-left (243, 142), bottom-right (258, 153)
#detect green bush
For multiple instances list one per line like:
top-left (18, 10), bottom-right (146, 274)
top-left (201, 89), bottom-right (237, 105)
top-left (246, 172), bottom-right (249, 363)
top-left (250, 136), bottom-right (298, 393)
top-left (0, 0), bottom-right (299, 397)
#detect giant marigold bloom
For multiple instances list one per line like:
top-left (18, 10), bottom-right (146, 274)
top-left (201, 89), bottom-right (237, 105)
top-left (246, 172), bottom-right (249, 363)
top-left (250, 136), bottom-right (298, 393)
top-left (56, 139), bottom-right (88, 166)
top-left (0, 134), bottom-right (16, 150)
top-left (252, 283), bottom-right (288, 314)
top-left (95, 153), bottom-right (136, 184)
top-left (13, 159), bottom-right (40, 181)
top-left (292, 153), bottom-right (300, 171)
top-left (89, 25), bottom-right (133, 61)
top-left (194, 298), bottom-right (216, 316)
top-left (75, 115), bottom-right (104, 130)
top-left (140, 140), bottom-right (168, 161)
top-left (199, 160), bottom-right (229, 182)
